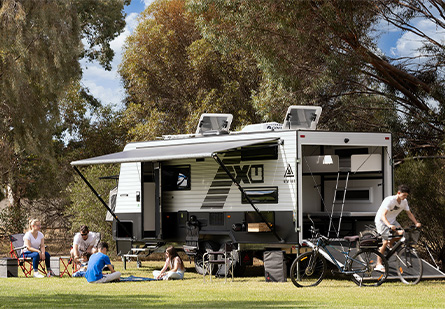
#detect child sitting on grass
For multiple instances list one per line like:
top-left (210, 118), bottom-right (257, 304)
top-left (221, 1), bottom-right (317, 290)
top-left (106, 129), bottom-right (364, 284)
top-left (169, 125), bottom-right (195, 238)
top-left (73, 252), bottom-right (89, 277)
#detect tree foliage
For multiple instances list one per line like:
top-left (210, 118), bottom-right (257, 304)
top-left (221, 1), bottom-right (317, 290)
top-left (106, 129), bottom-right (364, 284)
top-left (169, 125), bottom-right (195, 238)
top-left (190, 0), bottom-right (444, 158)
top-left (395, 158), bottom-right (445, 269)
top-left (0, 0), bottom-right (128, 234)
top-left (66, 165), bottom-right (120, 255)
top-left (119, 0), bottom-right (262, 141)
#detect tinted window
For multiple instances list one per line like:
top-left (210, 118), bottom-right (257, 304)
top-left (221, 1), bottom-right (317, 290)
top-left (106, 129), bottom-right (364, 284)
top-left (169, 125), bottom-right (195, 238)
top-left (162, 165), bottom-right (191, 191)
top-left (242, 187), bottom-right (278, 204)
top-left (241, 144), bottom-right (278, 161)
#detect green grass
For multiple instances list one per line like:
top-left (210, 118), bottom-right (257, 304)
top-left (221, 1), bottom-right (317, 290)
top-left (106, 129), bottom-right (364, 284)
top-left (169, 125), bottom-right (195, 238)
top-left (0, 260), bottom-right (444, 308)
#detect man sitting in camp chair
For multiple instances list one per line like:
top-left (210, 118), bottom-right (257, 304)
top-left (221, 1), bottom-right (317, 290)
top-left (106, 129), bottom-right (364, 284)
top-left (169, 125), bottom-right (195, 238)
top-left (70, 225), bottom-right (99, 266)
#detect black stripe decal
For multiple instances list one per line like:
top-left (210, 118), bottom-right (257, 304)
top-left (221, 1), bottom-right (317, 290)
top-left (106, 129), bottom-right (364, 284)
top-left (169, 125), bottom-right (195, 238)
top-left (209, 181), bottom-right (233, 187)
top-left (207, 188), bottom-right (231, 195)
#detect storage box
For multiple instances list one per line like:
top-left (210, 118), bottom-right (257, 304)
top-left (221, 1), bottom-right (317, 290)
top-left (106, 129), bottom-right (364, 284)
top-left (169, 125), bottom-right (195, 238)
top-left (0, 258), bottom-right (18, 278)
top-left (50, 257), bottom-right (61, 276)
top-left (264, 251), bottom-right (287, 282)
top-left (248, 222), bottom-right (271, 232)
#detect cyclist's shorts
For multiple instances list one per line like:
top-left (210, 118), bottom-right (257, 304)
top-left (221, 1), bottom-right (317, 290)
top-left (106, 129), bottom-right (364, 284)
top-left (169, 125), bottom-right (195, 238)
top-left (376, 221), bottom-right (400, 240)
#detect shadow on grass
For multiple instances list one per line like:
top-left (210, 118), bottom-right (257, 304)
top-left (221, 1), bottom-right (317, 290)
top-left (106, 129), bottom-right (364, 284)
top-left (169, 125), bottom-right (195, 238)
top-left (4, 293), bottom-right (321, 308)
top-left (4, 293), bottom-right (161, 308)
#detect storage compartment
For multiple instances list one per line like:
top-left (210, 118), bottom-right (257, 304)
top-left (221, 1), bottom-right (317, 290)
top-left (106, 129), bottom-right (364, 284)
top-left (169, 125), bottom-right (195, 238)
top-left (247, 222), bottom-right (271, 232)
top-left (302, 155), bottom-right (339, 173)
top-left (0, 258), bottom-right (18, 278)
top-left (351, 154), bottom-right (381, 172)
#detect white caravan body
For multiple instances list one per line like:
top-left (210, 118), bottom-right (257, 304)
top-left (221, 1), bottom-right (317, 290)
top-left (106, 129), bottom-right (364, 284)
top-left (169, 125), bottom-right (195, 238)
top-left (71, 106), bottom-right (393, 265)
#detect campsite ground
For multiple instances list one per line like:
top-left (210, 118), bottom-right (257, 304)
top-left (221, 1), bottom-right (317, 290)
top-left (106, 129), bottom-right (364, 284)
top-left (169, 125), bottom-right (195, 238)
top-left (0, 260), bottom-right (443, 308)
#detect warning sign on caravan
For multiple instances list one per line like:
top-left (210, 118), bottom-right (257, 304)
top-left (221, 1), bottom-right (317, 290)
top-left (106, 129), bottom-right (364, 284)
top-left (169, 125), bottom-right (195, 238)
top-left (284, 164), bottom-right (295, 183)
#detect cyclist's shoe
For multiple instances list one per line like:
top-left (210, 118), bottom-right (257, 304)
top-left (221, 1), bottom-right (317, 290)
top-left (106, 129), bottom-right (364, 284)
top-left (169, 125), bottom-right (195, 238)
top-left (374, 264), bottom-right (385, 272)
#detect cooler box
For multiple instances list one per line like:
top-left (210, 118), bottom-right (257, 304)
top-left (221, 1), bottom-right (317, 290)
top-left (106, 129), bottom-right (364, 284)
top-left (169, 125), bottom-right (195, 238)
top-left (0, 258), bottom-right (18, 278)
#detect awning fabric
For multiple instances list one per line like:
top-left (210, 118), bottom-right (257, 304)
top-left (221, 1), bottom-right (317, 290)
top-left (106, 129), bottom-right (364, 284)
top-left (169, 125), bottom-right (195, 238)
top-left (71, 138), bottom-right (278, 166)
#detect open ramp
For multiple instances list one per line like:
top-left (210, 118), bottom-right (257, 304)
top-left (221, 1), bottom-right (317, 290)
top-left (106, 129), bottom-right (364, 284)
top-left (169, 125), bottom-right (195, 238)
top-left (303, 240), bottom-right (445, 281)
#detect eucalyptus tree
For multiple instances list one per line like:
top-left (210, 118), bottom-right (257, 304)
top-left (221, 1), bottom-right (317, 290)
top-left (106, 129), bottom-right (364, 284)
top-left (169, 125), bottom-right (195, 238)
top-left (119, 0), bottom-right (262, 142)
top-left (191, 0), bottom-right (444, 158)
top-left (0, 0), bottom-right (129, 233)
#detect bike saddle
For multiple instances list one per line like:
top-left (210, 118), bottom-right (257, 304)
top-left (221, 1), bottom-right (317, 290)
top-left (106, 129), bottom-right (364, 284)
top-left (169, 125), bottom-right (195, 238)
top-left (344, 235), bottom-right (359, 242)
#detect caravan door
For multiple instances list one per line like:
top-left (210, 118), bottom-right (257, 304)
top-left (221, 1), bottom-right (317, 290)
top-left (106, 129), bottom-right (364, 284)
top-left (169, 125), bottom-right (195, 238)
top-left (142, 162), bottom-right (161, 239)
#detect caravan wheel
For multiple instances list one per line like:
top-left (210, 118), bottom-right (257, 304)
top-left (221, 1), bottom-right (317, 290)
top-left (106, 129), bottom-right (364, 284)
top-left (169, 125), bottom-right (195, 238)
top-left (194, 241), bottom-right (219, 275)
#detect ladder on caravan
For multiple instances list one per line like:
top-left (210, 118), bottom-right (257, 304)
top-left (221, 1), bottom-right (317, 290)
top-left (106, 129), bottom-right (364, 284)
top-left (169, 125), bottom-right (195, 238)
top-left (328, 171), bottom-right (350, 238)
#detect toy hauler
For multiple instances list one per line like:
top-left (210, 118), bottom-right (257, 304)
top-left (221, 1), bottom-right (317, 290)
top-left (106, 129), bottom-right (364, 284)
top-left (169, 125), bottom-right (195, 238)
top-left (71, 106), bottom-right (394, 273)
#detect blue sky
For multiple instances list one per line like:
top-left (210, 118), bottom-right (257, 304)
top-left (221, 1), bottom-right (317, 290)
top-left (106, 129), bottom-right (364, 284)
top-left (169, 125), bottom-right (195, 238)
top-left (81, 1), bottom-right (442, 111)
top-left (80, 0), bottom-right (151, 110)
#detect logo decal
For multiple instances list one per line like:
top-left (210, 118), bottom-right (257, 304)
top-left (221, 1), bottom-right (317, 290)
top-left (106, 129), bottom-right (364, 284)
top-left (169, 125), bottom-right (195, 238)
top-left (201, 164), bottom-right (264, 209)
top-left (284, 164), bottom-right (294, 177)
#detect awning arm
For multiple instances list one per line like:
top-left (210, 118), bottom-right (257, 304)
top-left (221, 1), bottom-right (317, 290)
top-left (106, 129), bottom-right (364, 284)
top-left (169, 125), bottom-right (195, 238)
top-left (212, 154), bottom-right (284, 243)
top-left (73, 166), bottom-right (132, 239)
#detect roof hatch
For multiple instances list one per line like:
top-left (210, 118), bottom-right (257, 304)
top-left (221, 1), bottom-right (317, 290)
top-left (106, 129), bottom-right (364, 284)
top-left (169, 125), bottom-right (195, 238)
top-left (282, 106), bottom-right (322, 130)
top-left (195, 113), bottom-right (233, 135)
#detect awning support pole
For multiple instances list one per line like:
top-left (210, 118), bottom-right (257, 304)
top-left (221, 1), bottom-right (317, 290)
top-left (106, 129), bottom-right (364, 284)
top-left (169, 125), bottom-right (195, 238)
top-left (213, 154), bottom-right (284, 243)
top-left (73, 166), bottom-right (132, 238)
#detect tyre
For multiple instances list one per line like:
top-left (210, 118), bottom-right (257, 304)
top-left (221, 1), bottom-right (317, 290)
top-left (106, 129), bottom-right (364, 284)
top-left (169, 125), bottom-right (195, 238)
top-left (193, 241), bottom-right (219, 275)
top-left (347, 249), bottom-right (388, 287)
top-left (290, 251), bottom-right (326, 287)
top-left (395, 245), bottom-right (423, 285)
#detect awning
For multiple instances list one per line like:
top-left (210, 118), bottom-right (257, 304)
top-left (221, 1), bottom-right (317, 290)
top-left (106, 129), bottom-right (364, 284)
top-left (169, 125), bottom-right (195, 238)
top-left (71, 138), bottom-right (278, 166)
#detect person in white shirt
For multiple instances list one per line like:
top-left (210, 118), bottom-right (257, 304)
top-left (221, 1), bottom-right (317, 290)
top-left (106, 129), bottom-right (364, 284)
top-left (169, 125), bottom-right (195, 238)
top-left (70, 225), bottom-right (98, 266)
top-left (22, 219), bottom-right (56, 278)
top-left (153, 246), bottom-right (185, 280)
top-left (374, 185), bottom-right (421, 272)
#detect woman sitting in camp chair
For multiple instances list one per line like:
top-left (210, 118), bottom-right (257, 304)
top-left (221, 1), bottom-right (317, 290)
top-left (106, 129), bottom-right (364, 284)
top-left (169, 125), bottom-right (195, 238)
top-left (22, 218), bottom-right (56, 278)
top-left (153, 246), bottom-right (185, 280)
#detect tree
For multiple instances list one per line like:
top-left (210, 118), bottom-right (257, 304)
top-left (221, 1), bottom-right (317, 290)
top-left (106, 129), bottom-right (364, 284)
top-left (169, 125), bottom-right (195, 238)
top-left (395, 158), bottom-right (445, 270)
top-left (0, 0), bottom-right (128, 234)
top-left (191, 0), bottom-right (444, 158)
top-left (119, 0), bottom-right (262, 141)
top-left (66, 164), bottom-right (120, 255)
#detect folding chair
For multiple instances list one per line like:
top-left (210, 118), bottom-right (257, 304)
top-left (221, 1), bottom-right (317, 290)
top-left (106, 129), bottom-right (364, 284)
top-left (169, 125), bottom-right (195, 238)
top-left (203, 243), bottom-right (234, 283)
top-left (9, 234), bottom-right (47, 277)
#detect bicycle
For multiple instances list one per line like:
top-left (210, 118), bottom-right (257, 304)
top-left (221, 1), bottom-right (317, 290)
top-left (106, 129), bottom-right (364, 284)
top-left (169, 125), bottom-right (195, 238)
top-left (360, 226), bottom-right (423, 285)
top-left (290, 215), bottom-right (388, 287)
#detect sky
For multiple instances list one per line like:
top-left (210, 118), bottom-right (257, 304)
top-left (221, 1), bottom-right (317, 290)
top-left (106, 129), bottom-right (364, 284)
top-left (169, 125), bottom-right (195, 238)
top-left (80, 0), bottom-right (152, 110)
top-left (81, 1), bottom-right (443, 111)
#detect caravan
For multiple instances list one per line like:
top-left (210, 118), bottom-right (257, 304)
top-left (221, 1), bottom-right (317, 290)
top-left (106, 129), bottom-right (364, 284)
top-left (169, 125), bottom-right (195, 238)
top-left (71, 106), bottom-right (393, 274)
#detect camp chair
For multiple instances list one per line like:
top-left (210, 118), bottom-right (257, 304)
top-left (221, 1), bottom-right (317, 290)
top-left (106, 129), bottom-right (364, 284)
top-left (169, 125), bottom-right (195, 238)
top-left (9, 234), bottom-right (47, 277)
top-left (203, 243), bottom-right (234, 283)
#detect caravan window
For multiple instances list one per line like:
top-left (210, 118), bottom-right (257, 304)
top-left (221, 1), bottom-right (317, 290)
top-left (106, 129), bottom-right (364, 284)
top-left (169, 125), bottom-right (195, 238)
top-left (241, 144), bottom-right (278, 161)
top-left (162, 165), bottom-right (191, 191)
top-left (242, 187), bottom-right (278, 204)
top-left (335, 189), bottom-right (371, 202)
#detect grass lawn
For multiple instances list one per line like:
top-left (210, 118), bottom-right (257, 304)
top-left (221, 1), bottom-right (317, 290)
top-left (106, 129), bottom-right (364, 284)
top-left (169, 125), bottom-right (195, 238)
top-left (0, 260), bottom-right (444, 308)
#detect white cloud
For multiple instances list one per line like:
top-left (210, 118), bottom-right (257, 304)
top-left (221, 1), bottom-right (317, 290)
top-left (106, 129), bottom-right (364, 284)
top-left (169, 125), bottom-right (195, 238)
top-left (143, 0), bottom-right (154, 8)
top-left (391, 18), bottom-right (444, 58)
top-left (80, 10), bottom-right (142, 108)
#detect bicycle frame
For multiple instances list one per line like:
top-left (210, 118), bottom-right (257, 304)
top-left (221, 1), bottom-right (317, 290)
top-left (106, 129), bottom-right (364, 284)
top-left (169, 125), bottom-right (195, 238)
top-left (385, 227), bottom-right (418, 260)
top-left (311, 237), bottom-right (368, 275)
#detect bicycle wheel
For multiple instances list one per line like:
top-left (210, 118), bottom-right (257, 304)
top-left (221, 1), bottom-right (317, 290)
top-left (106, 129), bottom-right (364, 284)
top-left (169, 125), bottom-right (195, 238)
top-left (347, 249), bottom-right (388, 287)
top-left (396, 245), bottom-right (423, 285)
top-left (290, 251), bottom-right (326, 287)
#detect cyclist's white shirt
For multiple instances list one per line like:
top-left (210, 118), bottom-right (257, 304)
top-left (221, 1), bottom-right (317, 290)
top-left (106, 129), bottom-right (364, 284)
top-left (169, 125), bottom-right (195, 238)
top-left (375, 195), bottom-right (409, 228)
